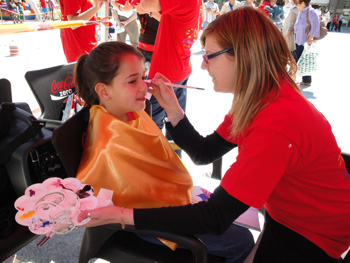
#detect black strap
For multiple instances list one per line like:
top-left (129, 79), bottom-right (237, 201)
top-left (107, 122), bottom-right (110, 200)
top-left (0, 104), bottom-right (45, 165)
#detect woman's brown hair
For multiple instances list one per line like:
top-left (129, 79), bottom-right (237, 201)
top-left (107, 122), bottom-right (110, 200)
top-left (201, 7), bottom-right (300, 138)
top-left (74, 41), bottom-right (144, 106)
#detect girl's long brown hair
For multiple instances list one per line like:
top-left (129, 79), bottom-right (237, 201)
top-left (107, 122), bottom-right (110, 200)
top-left (201, 7), bottom-right (300, 138)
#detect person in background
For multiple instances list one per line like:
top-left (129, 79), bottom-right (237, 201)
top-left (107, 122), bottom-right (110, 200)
top-left (282, 0), bottom-right (297, 61)
top-left (47, 0), bottom-right (55, 20)
top-left (39, 0), bottom-right (47, 21)
top-left (241, 0), bottom-right (255, 8)
top-left (220, 0), bottom-right (242, 15)
top-left (322, 8), bottom-right (330, 29)
top-left (138, 0), bottom-right (202, 158)
top-left (257, 0), bottom-right (271, 16)
top-left (111, 0), bottom-right (139, 48)
top-left (74, 41), bottom-right (255, 263)
top-left (283, 0), bottom-right (293, 16)
top-left (7, 0), bottom-right (17, 22)
top-left (330, 13), bottom-right (339, 31)
top-left (203, 0), bottom-right (219, 31)
top-left (338, 13), bottom-right (344, 31)
top-left (293, 0), bottom-right (320, 86)
top-left (58, 0), bottom-right (107, 63)
top-left (315, 5), bottom-right (322, 20)
top-left (16, 1), bottom-right (24, 22)
top-left (327, 12), bottom-right (333, 30)
top-left (264, 0), bottom-right (284, 26)
top-left (135, 4), bottom-right (160, 77)
top-left (78, 7), bottom-right (350, 263)
top-left (20, 0), bottom-right (26, 10)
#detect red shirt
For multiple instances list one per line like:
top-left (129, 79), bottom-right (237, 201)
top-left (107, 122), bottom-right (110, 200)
top-left (332, 15), bottom-right (339, 24)
top-left (59, 0), bottom-right (97, 63)
top-left (217, 80), bottom-right (350, 258)
top-left (40, 0), bottom-right (47, 8)
top-left (257, 0), bottom-right (271, 16)
top-left (148, 0), bottom-right (201, 83)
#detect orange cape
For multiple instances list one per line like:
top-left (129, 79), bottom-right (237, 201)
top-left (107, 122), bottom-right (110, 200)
top-left (76, 105), bottom-right (193, 250)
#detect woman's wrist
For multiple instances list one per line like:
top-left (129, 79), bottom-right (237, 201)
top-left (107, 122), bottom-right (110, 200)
top-left (164, 109), bottom-right (184, 127)
top-left (118, 207), bottom-right (135, 226)
top-left (165, 110), bottom-right (184, 123)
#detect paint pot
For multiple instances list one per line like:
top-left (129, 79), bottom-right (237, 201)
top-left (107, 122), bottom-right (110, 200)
top-left (9, 40), bottom-right (19, 56)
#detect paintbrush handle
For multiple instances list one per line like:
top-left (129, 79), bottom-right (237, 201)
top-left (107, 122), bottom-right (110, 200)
top-left (144, 79), bottom-right (204, 90)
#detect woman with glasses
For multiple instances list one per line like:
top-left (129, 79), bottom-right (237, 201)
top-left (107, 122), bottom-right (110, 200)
top-left (79, 7), bottom-right (350, 263)
top-left (74, 41), bottom-right (254, 263)
top-left (293, 0), bottom-right (320, 86)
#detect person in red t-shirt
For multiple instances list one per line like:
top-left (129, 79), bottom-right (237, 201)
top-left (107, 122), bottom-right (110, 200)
top-left (331, 13), bottom-right (339, 31)
top-left (39, 0), bottom-right (47, 21)
top-left (78, 8), bottom-right (350, 263)
top-left (138, 0), bottom-right (202, 157)
top-left (257, 0), bottom-right (272, 15)
top-left (59, 0), bottom-right (108, 63)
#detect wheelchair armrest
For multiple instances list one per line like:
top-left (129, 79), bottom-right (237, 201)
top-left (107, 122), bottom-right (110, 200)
top-left (104, 224), bottom-right (208, 263)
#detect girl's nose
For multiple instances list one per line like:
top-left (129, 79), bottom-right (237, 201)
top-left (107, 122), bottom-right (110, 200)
top-left (139, 80), bottom-right (148, 91)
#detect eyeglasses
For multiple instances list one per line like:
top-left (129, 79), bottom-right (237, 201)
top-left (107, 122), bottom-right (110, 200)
top-left (202, 48), bottom-right (233, 64)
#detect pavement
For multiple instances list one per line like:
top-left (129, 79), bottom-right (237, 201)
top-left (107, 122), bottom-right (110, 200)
top-left (1, 22), bottom-right (350, 263)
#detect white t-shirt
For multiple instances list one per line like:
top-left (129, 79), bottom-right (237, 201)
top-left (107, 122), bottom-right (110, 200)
top-left (204, 1), bottom-right (219, 23)
top-left (283, 2), bottom-right (294, 16)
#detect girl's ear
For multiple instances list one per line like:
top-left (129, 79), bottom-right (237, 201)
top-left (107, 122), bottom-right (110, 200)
top-left (95, 83), bottom-right (110, 101)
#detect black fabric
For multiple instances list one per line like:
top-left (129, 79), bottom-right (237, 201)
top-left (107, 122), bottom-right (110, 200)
top-left (134, 185), bottom-right (249, 235)
top-left (137, 13), bottom-right (159, 46)
top-left (0, 119), bottom-right (45, 164)
top-left (166, 116), bottom-right (237, 165)
top-left (0, 165), bottom-right (17, 238)
top-left (254, 213), bottom-right (341, 263)
top-left (0, 102), bottom-right (13, 139)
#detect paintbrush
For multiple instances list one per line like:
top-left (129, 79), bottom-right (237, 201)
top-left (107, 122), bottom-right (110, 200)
top-left (144, 79), bottom-right (204, 90)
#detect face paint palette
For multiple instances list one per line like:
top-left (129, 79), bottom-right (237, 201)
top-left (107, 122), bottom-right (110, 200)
top-left (14, 177), bottom-right (98, 239)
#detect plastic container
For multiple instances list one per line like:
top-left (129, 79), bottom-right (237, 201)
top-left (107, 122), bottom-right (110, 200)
top-left (9, 40), bottom-right (19, 56)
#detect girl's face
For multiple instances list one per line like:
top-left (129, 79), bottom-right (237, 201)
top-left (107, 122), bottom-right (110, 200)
top-left (99, 54), bottom-right (148, 121)
top-left (201, 35), bottom-right (236, 94)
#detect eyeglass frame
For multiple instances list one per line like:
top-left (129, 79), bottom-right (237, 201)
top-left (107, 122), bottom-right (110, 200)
top-left (202, 48), bottom-right (233, 64)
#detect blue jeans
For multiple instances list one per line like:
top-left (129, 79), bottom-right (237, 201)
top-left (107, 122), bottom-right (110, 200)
top-left (294, 44), bottom-right (312, 84)
top-left (202, 21), bottom-right (210, 31)
top-left (138, 224), bottom-right (255, 263)
top-left (150, 76), bottom-right (189, 157)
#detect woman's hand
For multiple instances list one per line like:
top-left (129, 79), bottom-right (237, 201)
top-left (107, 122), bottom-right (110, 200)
top-left (147, 73), bottom-right (183, 117)
top-left (307, 38), bottom-right (314, 45)
top-left (307, 35), bottom-right (315, 45)
top-left (78, 206), bottom-right (135, 228)
top-left (78, 206), bottom-right (119, 227)
top-left (119, 0), bottom-right (134, 11)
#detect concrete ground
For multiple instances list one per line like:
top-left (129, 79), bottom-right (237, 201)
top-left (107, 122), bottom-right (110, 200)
top-left (1, 22), bottom-right (350, 263)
